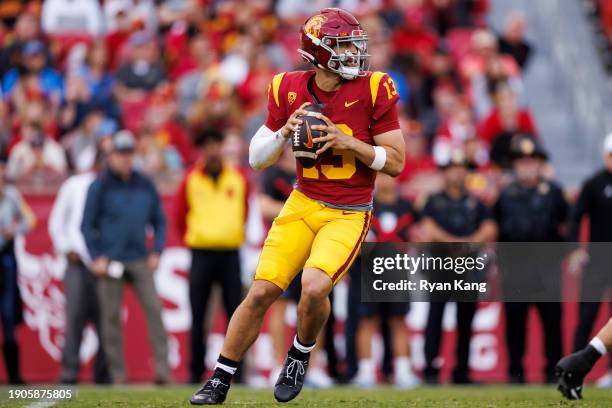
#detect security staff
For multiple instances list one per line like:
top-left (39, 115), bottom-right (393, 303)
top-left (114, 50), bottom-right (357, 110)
top-left (493, 135), bottom-right (569, 383)
top-left (420, 149), bottom-right (497, 384)
top-left (570, 133), bottom-right (612, 383)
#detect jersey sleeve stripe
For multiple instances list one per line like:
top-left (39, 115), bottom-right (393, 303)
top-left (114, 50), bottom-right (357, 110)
top-left (369, 71), bottom-right (385, 107)
top-left (271, 72), bottom-right (286, 108)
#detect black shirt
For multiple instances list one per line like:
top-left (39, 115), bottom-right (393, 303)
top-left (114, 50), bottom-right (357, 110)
top-left (422, 191), bottom-right (492, 237)
top-left (569, 169), bottom-right (612, 242)
top-left (498, 37), bottom-right (532, 69)
top-left (116, 61), bottom-right (166, 91)
top-left (494, 180), bottom-right (569, 242)
top-left (370, 197), bottom-right (416, 242)
top-left (261, 166), bottom-right (295, 202)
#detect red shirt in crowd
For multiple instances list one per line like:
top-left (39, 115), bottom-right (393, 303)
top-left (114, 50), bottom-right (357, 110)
top-left (478, 109), bottom-right (538, 144)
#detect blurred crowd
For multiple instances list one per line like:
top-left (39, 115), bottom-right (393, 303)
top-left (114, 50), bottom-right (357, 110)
top-left (589, 0), bottom-right (612, 73)
top-left (0, 0), bottom-right (538, 197)
top-left (2, 0), bottom-right (612, 390)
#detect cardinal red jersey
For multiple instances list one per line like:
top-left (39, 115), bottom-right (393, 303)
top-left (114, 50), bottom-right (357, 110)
top-left (265, 70), bottom-right (401, 207)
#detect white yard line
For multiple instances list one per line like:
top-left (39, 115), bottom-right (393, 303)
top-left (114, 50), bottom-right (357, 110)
top-left (24, 402), bottom-right (56, 408)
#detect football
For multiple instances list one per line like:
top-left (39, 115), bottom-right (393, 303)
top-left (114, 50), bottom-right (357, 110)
top-left (292, 103), bottom-right (327, 168)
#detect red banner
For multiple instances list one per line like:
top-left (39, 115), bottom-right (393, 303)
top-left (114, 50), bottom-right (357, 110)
top-left (0, 194), bottom-right (609, 384)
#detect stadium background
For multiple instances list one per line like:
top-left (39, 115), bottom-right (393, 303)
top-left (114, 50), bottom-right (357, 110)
top-left (0, 0), bottom-right (611, 386)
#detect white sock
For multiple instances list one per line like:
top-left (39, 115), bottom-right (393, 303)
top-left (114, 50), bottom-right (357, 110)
top-left (394, 356), bottom-right (414, 376)
top-left (214, 362), bottom-right (237, 375)
top-left (590, 337), bottom-right (608, 356)
top-left (357, 358), bottom-right (375, 376)
top-left (294, 335), bottom-right (315, 354)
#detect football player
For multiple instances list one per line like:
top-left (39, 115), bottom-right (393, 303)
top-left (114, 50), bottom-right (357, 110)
top-left (556, 317), bottom-right (612, 400)
top-left (190, 7), bottom-right (405, 405)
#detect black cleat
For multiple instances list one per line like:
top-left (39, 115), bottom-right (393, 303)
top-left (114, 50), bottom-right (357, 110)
top-left (190, 376), bottom-right (230, 405)
top-left (555, 348), bottom-right (597, 400)
top-left (274, 354), bottom-right (309, 402)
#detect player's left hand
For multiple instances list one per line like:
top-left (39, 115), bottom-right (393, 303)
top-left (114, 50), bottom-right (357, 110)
top-left (311, 113), bottom-right (356, 155)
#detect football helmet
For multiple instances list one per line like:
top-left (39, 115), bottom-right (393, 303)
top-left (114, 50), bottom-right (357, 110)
top-left (298, 8), bottom-right (370, 80)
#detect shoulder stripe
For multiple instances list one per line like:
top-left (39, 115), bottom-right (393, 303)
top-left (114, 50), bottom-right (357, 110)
top-left (272, 72), bottom-right (286, 108)
top-left (369, 71), bottom-right (385, 106)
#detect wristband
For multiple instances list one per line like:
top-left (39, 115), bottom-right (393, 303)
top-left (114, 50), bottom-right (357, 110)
top-left (369, 146), bottom-right (387, 171)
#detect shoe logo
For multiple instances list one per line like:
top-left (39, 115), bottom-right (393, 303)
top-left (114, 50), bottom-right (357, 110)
top-left (304, 122), bottom-right (314, 149)
top-left (344, 99), bottom-right (359, 108)
top-left (210, 378), bottom-right (226, 388)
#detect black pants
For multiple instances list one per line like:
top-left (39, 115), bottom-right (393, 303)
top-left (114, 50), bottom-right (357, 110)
top-left (0, 250), bottom-right (18, 346)
top-left (189, 249), bottom-right (242, 382)
top-left (0, 246), bottom-right (22, 383)
top-left (424, 301), bottom-right (476, 381)
top-left (505, 302), bottom-right (562, 380)
top-left (61, 260), bottom-right (109, 383)
top-left (574, 263), bottom-right (612, 354)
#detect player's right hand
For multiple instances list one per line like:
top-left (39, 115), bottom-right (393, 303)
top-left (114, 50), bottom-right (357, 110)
top-left (280, 102), bottom-right (311, 139)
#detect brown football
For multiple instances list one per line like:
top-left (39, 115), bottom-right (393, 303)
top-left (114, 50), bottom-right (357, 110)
top-left (292, 104), bottom-right (326, 168)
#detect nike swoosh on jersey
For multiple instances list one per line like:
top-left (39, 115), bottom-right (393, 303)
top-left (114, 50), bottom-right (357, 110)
top-left (344, 99), bottom-right (359, 108)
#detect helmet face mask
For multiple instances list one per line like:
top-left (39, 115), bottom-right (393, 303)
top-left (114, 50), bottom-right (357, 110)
top-left (298, 8), bottom-right (371, 80)
top-left (325, 33), bottom-right (370, 79)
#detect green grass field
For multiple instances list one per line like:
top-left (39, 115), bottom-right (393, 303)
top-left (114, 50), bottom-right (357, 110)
top-left (2, 385), bottom-right (612, 408)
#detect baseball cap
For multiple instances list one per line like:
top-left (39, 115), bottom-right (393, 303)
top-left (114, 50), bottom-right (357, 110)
top-left (604, 133), bottom-right (612, 155)
top-left (435, 145), bottom-right (469, 169)
top-left (510, 134), bottom-right (548, 160)
top-left (22, 40), bottom-right (46, 57)
top-left (195, 128), bottom-right (224, 147)
top-left (95, 119), bottom-right (118, 141)
top-left (112, 130), bottom-right (136, 152)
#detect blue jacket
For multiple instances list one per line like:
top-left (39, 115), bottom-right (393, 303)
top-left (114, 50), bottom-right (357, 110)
top-left (81, 168), bottom-right (166, 262)
top-left (3, 67), bottom-right (64, 99)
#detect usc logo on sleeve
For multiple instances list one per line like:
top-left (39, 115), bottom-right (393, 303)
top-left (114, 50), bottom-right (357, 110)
top-left (288, 91), bottom-right (297, 105)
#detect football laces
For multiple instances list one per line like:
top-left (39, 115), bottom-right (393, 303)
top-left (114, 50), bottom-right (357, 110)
top-left (293, 122), bottom-right (301, 147)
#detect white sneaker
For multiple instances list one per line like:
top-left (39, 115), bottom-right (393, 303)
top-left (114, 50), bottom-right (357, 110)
top-left (351, 358), bottom-right (376, 388)
top-left (596, 371), bottom-right (612, 388)
top-left (305, 366), bottom-right (334, 388)
top-left (394, 370), bottom-right (421, 389)
top-left (393, 357), bottom-right (420, 389)
top-left (351, 371), bottom-right (376, 388)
